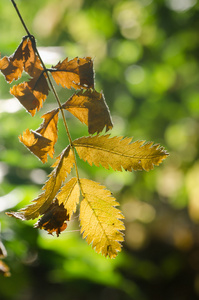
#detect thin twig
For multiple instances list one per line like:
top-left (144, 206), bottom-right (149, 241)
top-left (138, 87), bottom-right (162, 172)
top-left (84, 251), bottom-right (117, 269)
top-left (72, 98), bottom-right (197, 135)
top-left (10, 0), bottom-right (31, 36)
top-left (10, 0), bottom-right (84, 196)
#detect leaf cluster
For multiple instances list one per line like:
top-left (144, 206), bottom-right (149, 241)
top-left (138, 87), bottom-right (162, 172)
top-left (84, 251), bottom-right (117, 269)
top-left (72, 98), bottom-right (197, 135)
top-left (0, 5), bottom-right (168, 258)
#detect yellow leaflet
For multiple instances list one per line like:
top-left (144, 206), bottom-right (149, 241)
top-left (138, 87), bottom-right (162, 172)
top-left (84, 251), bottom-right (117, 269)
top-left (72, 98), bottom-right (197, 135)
top-left (74, 134), bottom-right (169, 171)
top-left (79, 178), bottom-right (125, 259)
top-left (56, 177), bottom-right (80, 220)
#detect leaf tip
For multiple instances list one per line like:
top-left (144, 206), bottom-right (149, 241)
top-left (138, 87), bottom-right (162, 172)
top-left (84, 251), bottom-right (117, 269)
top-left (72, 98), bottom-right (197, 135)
top-left (6, 211), bottom-right (26, 220)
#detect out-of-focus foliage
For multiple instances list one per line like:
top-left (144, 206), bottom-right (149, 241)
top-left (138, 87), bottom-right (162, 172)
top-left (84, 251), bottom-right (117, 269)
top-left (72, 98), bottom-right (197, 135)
top-left (0, 0), bottom-right (199, 299)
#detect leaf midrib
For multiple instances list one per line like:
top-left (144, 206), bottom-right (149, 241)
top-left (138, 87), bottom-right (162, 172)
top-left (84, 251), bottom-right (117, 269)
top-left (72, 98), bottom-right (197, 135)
top-left (82, 193), bottom-right (120, 246)
top-left (74, 143), bottom-right (165, 160)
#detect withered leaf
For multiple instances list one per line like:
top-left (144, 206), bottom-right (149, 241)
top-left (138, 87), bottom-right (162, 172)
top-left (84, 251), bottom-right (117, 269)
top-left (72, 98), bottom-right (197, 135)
top-left (23, 38), bottom-right (43, 77)
top-left (7, 146), bottom-right (75, 220)
top-left (35, 199), bottom-right (69, 237)
top-left (10, 73), bottom-right (49, 116)
top-left (74, 135), bottom-right (169, 171)
top-left (0, 260), bottom-right (11, 277)
top-left (19, 129), bottom-right (52, 163)
top-left (56, 177), bottom-right (80, 220)
top-left (51, 57), bottom-right (94, 90)
top-left (19, 109), bottom-right (59, 162)
top-left (36, 108), bottom-right (59, 158)
top-left (0, 36), bottom-right (28, 83)
top-left (62, 90), bottom-right (113, 134)
top-left (79, 179), bottom-right (124, 258)
top-left (0, 36), bottom-right (42, 83)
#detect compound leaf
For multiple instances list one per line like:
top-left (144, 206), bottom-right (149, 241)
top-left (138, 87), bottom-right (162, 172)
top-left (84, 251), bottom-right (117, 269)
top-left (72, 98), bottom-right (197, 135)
top-left (51, 57), bottom-right (94, 90)
top-left (2, 19), bottom-right (170, 259)
top-left (62, 90), bottom-right (113, 134)
top-left (7, 146), bottom-right (75, 220)
top-left (79, 179), bottom-right (124, 258)
top-left (74, 135), bottom-right (169, 172)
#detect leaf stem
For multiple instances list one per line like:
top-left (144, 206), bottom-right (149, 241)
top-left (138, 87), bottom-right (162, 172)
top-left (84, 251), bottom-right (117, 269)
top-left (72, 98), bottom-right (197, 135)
top-left (10, 0), bottom-right (31, 37)
top-left (11, 0), bottom-right (84, 196)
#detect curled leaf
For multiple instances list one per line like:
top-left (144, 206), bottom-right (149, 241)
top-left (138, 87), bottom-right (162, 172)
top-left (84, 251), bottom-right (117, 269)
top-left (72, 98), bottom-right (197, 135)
top-left (19, 109), bottom-right (59, 162)
top-left (36, 108), bottom-right (59, 158)
top-left (74, 135), bottom-right (169, 171)
top-left (10, 74), bottom-right (49, 116)
top-left (35, 199), bottom-right (69, 237)
top-left (0, 36), bottom-right (28, 83)
top-left (19, 129), bottom-right (52, 163)
top-left (51, 57), bottom-right (94, 89)
top-left (62, 90), bottom-right (113, 134)
top-left (23, 38), bottom-right (43, 77)
top-left (0, 36), bottom-right (42, 83)
top-left (79, 179), bottom-right (124, 258)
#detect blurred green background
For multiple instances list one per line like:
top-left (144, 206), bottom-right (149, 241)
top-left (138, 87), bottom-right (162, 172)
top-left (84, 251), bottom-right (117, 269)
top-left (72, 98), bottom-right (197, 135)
top-left (1, 0), bottom-right (199, 299)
